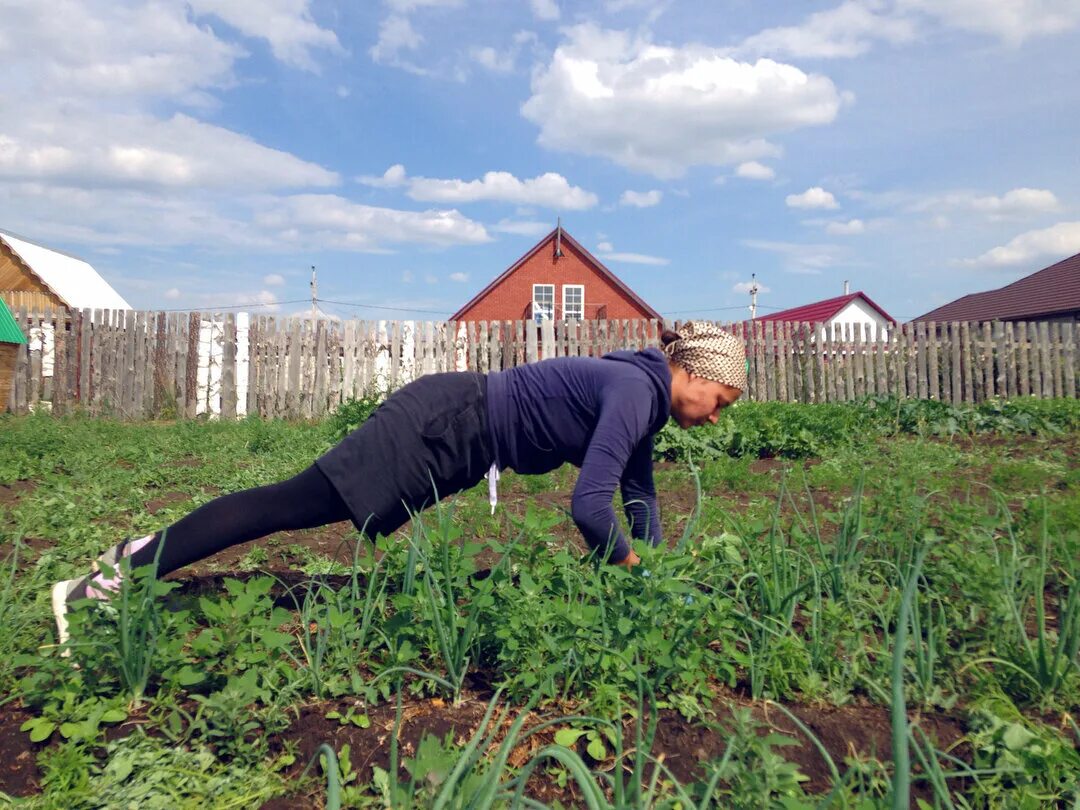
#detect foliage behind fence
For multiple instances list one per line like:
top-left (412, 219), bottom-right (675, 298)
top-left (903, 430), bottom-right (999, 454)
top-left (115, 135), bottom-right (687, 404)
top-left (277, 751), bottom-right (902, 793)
top-left (3, 307), bottom-right (1077, 419)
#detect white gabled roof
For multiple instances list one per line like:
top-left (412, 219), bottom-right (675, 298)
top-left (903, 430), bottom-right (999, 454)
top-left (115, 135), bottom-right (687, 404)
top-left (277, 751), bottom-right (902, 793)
top-left (1, 231), bottom-right (131, 311)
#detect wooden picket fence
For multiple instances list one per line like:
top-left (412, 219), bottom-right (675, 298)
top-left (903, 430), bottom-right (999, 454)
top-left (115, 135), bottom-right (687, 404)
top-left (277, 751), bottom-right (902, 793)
top-left (3, 307), bottom-right (1077, 419)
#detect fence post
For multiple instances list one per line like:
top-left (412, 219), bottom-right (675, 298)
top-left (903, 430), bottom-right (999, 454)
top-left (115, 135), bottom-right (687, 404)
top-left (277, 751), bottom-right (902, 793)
top-left (1051, 322), bottom-right (1064, 398)
top-left (1038, 321), bottom-right (1052, 398)
top-left (541, 318), bottom-right (554, 358)
top-left (1063, 322), bottom-right (1076, 399)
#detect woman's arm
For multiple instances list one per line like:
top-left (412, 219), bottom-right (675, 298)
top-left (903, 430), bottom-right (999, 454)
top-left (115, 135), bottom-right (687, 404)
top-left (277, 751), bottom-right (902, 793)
top-left (570, 383), bottom-right (654, 564)
top-left (620, 435), bottom-right (661, 548)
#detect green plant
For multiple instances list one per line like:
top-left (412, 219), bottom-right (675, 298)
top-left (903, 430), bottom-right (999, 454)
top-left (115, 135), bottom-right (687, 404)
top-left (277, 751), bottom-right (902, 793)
top-left (325, 390), bottom-right (385, 444)
top-left (63, 536), bottom-right (178, 707)
top-left (967, 502), bottom-right (1080, 704)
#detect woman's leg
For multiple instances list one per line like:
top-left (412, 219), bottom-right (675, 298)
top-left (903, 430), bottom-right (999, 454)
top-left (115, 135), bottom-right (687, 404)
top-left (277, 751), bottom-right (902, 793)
top-left (52, 464), bottom-right (352, 642)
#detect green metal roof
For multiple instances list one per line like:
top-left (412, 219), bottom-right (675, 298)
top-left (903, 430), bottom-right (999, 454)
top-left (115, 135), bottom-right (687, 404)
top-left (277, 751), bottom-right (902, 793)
top-left (0, 298), bottom-right (28, 344)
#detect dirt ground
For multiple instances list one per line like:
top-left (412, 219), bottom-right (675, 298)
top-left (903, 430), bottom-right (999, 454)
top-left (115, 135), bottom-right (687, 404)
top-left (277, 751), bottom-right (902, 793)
top-left (0, 678), bottom-right (968, 804)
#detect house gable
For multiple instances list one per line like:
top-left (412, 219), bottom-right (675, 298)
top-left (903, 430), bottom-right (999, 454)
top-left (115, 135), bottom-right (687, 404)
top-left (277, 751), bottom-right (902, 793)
top-left (758, 292), bottom-right (896, 325)
top-left (452, 228), bottom-right (662, 322)
top-left (0, 231), bottom-right (130, 311)
top-left (0, 239), bottom-right (65, 309)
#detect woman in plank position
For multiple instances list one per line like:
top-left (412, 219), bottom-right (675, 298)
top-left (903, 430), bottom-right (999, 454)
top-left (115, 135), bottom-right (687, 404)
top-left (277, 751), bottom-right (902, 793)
top-left (52, 322), bottom-right (745, 644)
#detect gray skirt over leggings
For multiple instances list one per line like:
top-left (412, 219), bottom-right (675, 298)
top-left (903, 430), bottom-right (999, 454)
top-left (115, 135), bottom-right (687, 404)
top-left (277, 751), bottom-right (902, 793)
top-left (315, 371), bottom-right (495, 538)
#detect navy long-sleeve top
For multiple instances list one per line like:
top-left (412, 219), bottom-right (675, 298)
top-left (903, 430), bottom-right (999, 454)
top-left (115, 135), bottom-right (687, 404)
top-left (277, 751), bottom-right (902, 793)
top-left (485, 348), bottom-right (672, 562)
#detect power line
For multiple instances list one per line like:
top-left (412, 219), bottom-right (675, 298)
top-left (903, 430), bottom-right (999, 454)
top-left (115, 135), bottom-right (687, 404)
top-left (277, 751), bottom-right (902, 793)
top-left (664, 305), bottom-right (750, 315)
top-left (155, 298), bottom-right (310, 313)
top-left (317, 297), bottom-right (449, 316)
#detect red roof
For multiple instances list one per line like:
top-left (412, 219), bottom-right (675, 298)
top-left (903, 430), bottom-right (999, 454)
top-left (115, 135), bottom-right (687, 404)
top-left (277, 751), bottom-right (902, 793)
top-left (450, 227), bottom-right (662, 321)
top-left (756, 292), bottom-right (896, 324)
top-left (913, 251), bottom-right (1080, 322)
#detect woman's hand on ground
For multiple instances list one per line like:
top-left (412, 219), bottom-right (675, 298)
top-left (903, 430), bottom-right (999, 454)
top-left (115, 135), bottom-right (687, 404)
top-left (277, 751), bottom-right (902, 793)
top-left (615, 549), bottom-right (641, 569)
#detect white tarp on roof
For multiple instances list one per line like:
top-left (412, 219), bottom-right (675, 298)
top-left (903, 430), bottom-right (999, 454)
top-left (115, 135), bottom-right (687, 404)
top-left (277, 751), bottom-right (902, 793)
top-left (1, 231), bottom-right (130, 311)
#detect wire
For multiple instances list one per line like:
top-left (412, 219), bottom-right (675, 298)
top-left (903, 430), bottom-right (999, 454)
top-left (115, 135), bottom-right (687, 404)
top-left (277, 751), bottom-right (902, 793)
top-left (317, 297), bottom-right (449, 316)
top-left (155, 298), bottom-right (310, 313)
top-left (664, 305), bottom-right (750, 315)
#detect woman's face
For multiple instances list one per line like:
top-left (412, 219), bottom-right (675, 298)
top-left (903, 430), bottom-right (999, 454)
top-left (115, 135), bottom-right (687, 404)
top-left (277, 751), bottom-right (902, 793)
top-left (670, 372), bottom-right (742, 429)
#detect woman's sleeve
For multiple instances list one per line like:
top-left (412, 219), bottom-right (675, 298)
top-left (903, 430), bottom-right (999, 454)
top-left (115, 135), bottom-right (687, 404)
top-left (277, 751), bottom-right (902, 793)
top-left (620, 436), bottom-right (661, 547)
top-left (570, 383), bottom-right (654, 562)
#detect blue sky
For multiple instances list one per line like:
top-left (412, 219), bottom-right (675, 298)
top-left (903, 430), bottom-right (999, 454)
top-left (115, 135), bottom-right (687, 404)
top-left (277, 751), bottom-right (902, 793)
top-left (2, 0), bottom-right (1078, 322)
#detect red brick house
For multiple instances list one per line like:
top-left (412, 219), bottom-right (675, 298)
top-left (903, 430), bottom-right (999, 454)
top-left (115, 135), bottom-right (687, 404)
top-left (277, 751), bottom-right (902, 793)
top-left (451, 226), bottom-right (662, 323)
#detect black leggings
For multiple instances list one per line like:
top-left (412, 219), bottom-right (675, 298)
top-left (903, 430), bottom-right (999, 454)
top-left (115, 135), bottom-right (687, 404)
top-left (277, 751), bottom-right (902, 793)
top-left (126, 465), bottom-right (351, 577)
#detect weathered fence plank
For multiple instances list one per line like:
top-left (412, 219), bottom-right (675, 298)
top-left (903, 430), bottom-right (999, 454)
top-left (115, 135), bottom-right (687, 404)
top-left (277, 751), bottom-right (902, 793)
top-left (9, 312), bottom-right (1080, 418)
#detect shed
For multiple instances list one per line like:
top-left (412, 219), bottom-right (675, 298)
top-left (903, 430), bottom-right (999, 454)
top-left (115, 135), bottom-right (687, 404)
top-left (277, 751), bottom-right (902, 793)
top-left (0, 296), bottom-right (28, 411)
top-left (0, 230), bottom-right (131, 312)
top-left (451, 226), bottom-right (661, 323)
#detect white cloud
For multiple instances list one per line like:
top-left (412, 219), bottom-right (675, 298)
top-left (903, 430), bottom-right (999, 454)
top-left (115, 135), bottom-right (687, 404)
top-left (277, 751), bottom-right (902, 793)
top-left (911, 187), bottom-right (1060, 220)
top-left (200, 289), bottom-right (281, 311)
top-left (402, 269), bottom-right (415, 283)
top-left (0, 114), bottom-right (339, 191)
top-left (0, 1), bottom-right (241, 106)
top-left (733, 280), bottom-right (771, 294)
top-left (0, 3), bottom-right (336, 200)
top-left (595, 242), bottom-right (669, 265)
top-left (386, 0), bottom-right (463, 11)
top-left (424, 273), bottom-right (439, 284)
top-left (619, 189), bottom-right (663, 208)
top-left (358, 164), bottom-right (409, 188)
top-left (471, 46), bottom-right (516, 72)
top-left (263, 273), bottom-right (286, 286)
top-left (899, 0), bottom-right (1080, 45)
top-left (470, 31), bottom-right (539, 73)
top-left (971, 188), bottom-right (1060, 216)
top-left (961, 221), bottom-right (1080, 267)
top-left (359, 165), bottom-right (598, 209)
top-left (165, 287), bottom-right (182, 300)
top-left (530, 0), bottom-right (561, 21)
top-left (371, 0), bottom-right (464, 73)
top-left (786, 187), bottom-right (839, 209)
top-left (738, 1), bottom-right (916, 59)
top-left (743, 238), bottom-right (846, 273)
top-left (521, 24), bottom-right (844, 178)
top-left (449, 271), bottom-right (469, 282)
top-left (826, 218), bottom-right (865, 235)
top-left (369, 15), bottom-right (426, 71)
top-left (735, 161), bottom-right (776, 180)
top-left (492, 218), bottom-right (551, 236)
top-left (189, 0), bottom-right (344, 71)
top-left (599, 252), bottom-right (669, 265)
top-left (257, 195), bottom-right (491, 250)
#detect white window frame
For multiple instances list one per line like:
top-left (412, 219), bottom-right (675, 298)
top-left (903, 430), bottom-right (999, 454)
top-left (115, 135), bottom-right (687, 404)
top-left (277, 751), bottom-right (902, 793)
top-left (562, 284), bottom-right (584, 321)
top-left (532, 283), bottom-right (555, 323)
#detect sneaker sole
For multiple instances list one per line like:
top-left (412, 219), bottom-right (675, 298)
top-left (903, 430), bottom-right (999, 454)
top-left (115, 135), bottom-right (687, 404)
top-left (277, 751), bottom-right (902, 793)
top-left (51, 579), bottom-right (74, 652)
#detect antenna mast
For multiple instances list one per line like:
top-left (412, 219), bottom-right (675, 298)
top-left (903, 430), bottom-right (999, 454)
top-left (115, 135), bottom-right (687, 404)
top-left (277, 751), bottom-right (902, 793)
top-left (749, 273), bottom-right (759, 320)
top-left (310, 265), bottom-right (317, 322)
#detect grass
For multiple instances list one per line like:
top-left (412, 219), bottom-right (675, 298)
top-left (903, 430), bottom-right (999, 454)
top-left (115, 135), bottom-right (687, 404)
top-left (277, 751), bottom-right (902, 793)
top-left (1, 402), bottom-right (1079, 806)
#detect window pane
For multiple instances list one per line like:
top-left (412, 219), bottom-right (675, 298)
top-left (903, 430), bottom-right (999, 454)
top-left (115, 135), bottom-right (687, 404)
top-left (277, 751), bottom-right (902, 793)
top-left (533, 284), bottom-right (554, 323)
top-left (563, 285), bottom-right (583, 319)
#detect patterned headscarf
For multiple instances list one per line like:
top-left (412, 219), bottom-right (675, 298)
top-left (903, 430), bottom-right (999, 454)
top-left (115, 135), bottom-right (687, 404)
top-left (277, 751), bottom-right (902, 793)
top-left (662, 321), bottom-right (747, 391)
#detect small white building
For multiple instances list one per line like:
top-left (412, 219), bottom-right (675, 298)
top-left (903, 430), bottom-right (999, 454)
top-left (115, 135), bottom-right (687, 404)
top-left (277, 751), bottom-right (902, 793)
top-left (756, 288), bottom-right (896, 340)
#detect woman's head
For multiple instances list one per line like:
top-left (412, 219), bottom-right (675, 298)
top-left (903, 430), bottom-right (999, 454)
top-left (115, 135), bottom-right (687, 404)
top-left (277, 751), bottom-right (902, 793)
top-left (662, 322), bottom-right (746, 429)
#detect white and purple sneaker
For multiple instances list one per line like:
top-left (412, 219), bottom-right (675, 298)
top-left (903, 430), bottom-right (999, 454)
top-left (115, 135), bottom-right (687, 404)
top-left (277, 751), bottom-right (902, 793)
top-left (50, 535), bottom-right (155, 649)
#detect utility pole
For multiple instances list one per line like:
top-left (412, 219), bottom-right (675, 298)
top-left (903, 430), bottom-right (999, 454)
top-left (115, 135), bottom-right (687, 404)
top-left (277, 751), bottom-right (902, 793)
top-left (748, 273), bottom-right (759, 320)
top-left (310, 265), bottom-right (317, 322)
